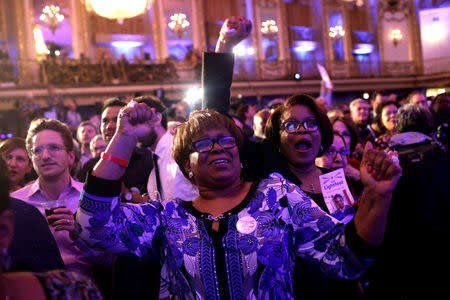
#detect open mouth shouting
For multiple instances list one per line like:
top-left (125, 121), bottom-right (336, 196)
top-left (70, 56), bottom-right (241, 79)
top-left (294, 140), bottom-right (313, 152)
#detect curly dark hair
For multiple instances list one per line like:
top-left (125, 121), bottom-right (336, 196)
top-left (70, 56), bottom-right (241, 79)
top-left (25, 118), bottom-right (74, 155)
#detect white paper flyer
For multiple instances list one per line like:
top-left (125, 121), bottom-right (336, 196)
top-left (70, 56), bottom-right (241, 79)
top-left (319, 168), bottom-right (355, 222)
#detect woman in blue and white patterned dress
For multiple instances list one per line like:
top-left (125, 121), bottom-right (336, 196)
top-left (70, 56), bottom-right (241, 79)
top-left (76, 104), bottom-right (402, 299)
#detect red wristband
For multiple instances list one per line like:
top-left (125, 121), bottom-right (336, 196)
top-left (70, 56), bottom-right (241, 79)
top-left (101, 152), bottom-right (129, 167)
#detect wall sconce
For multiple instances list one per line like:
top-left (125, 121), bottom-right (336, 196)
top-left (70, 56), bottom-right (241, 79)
top-left (390, 29), bottom-right (403, 46)
top-left (329, 25), bottom-right (345, 38)
top-left (168, 13), bottom-right (190, 38)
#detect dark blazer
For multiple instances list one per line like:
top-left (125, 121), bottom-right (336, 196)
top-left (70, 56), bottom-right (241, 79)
top-left (9, 198), bottom-right (65, 272)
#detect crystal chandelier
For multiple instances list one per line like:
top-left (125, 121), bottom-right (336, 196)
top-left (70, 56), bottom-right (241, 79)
top-left (168, 13), bottom-right (190, 38)
top-left (39, 5), bottom-right (64, 34)
top-left (329, 26), bottom-right (345, 38)
top-left (260, 19), bottom-right (279, 35)
top-left (84, 0), bottom-right (152, 24)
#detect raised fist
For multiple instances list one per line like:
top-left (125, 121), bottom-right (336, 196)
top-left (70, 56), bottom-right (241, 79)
top-left (116, 101), bottom-right (160, 140)
top-left (216, 16), bottom-right (252, 53)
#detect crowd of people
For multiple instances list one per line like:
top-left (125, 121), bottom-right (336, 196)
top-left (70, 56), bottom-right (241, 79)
top-left (0, 17), bottom-right (449, 300)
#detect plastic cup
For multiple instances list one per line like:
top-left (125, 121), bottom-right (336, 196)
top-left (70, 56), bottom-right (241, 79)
top-left (41, 199), bottom-right (67, 218)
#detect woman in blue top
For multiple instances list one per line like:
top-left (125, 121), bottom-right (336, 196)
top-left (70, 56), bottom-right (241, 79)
top-left (76, 104), bottom-right (401, 299)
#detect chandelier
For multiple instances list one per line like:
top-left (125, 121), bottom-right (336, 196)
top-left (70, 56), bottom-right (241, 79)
top-left (329, 26), bottom-right (345, 38)
top-left (84, 0), bottom-right (152, 24)
top-left (39, 5), bottom-right (64, 34)
top-left (260, 19), bottom-right (279, 35)
top-left (168, 13), bottom-right (190, 38)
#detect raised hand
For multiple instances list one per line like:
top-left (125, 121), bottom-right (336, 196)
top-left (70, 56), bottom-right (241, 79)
top-left (116, 101), bottom-right (159, 141)
top-left (360, 141), bottom-right (402, 201)
top-left (354, 142), bottom-right (402, 245)
top-left (92, 101), bottom-right (159, 180)
top-left (216, 16), bottom-right (252, 53)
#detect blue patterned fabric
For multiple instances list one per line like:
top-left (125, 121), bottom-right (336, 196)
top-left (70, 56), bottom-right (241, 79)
top-left (77, 173), bottom-right (373, 299)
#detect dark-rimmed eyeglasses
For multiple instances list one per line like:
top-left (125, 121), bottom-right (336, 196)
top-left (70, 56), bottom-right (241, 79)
top-left (281, 120), bottom-right (319, 134)
top-left (324, 149), bottom-right (350, 157)
top-left (192, 135), bottom-right (237, 153)
top-left (31, 144), bottom-right (67, 156)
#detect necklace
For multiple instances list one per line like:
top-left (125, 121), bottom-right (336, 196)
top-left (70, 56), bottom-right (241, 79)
top-left (201, 212), bottom-right (232, 221)
top-left (296, 167), bottom-right (321, 194)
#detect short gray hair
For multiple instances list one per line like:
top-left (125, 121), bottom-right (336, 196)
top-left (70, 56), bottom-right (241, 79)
top-left (395, 104), bottom-right (435, 135)
top-left (349, 98), bottom-right (368, 110)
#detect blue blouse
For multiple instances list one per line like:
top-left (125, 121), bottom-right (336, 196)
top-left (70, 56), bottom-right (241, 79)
top-left (77, 173), bottom-right (373, 299)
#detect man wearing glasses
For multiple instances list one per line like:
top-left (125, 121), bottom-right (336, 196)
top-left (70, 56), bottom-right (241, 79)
top-left (11, 118), bottom-right (110, 281)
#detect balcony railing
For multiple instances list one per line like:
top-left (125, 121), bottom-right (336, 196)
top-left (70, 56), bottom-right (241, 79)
top-left (0, 56), bottom-right (449, 87)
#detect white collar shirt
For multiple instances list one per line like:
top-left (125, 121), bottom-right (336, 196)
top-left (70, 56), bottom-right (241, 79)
top-left (11, 177), bottom-right (100, 279)
top-left (147, 131), bottom-right (198, 202)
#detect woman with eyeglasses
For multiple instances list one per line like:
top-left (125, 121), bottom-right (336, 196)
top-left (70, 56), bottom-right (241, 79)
top-left (264, 95), bottom-right (370, 299)
top-left (316, 131), bottom-right (349, 171)
top-left (76, 102), bottom-right (401, 299)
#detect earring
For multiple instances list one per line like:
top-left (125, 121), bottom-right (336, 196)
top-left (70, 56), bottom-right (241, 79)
top-left (320, 145), bottom-right (323, 151)
top-left (240, 163), bottom-right (243, 168)
top-left (188, 171), bottom-right (194, 178)
top-left (1, 248), bottom-right (11, 271)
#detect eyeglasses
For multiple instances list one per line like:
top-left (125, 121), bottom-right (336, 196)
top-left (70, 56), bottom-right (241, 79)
top-left (192, 135), bottom-right (237, 153)
top-left (281, 120), bottom-right (319, 134)
top-left (93, 146), bottom-right (106, 152)
top-left (31, 144), bottom-right (67, 156)
top-left (324, 149), bottom-right (350, 157)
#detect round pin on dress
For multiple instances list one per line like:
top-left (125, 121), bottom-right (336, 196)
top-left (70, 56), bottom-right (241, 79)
top-left (236, 215), bottom-right (257, 234)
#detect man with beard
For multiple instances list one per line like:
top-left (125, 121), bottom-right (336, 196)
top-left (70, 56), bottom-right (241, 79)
top-left (134, 96), bottom-right (198, 202)
top-left (77, 98), bottom-right (153, 202)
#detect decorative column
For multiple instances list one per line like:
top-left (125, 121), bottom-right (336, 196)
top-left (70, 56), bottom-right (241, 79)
top-left (152, 0), bottom-right (168, 61)
top-left (190, 0), bottom-right (206, 51)
top-left (341, 8), bottom-right (353, 62)
top-left (409, 0), bottom-right (424, 75)
top-left (321, 1), bottom-right (333, 68)
top-left (276, 0), bottom-right (289, 63)
top-left (3, 0), bottom-right (38, 85)
top-left (70, 0), bottom-right (92, 59)
top-left (252, 0), bottom-right (264, 63)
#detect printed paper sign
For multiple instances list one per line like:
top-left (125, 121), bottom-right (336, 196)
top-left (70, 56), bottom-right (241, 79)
top-left (316, 63), bottom-right (333, 89)
top-left (319, 168), bottom-right (355, 222)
